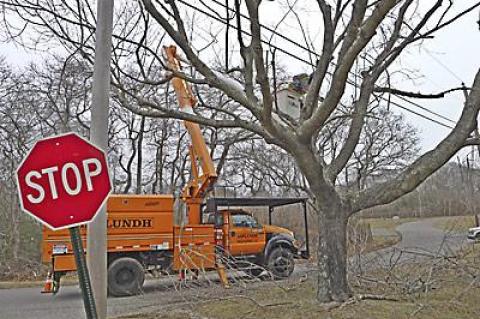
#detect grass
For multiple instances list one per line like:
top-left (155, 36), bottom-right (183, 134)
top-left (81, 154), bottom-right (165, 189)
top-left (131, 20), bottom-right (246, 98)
top-left (433, 215), bottom-right (476, 232)
top-left (120, 248), bottom-right (480, 319)
top-left (119, 275), bottom-right (480, 319)
top-left (365, 235), bottom-right (401, 253)
top-left (190, 281), bottom-right (403, 319)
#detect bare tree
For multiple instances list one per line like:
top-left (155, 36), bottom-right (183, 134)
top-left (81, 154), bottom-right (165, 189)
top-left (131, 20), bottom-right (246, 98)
top-left (3, 0), bottom-right (480, 303)
top-left (134, 1), bottom-right (480, 302)
top-left (0, 57), bottom-right (39, 260)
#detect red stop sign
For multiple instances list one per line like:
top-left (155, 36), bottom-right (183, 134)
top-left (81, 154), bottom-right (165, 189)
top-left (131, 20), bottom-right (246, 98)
top-left (16, 133), bottom-right (112, 230)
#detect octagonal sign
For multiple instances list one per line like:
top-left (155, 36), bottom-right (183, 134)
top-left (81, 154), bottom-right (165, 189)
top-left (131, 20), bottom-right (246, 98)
top-left (16, 133), bottom-right (112, 230)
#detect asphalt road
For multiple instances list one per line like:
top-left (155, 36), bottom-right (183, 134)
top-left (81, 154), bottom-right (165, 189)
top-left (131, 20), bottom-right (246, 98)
top-left (0, 219), bottom-right (471, 319)
top-left (351, 218), bottom-right (470, 272)
top-left (0, 279), bottom-right (178, 319)
top-left (0, 263), bottom-right (314, 319)
top-left (0, 269), bottom-right (273, 319)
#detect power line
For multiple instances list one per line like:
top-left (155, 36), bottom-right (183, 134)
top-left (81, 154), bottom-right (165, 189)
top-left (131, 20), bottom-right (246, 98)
top-left (176, 0), bottom-right (457, 129)
top-left (208, 0), bottom-right (320, 59)
top-left (177, 0), bottom-right (316, 66)
top-left (423, 47), bottom-right (464, 83)
top-left (208, 0), bottom-right (460, 128)
top-left (381, 97), bottom-right (454, 130)
top-left (394, 95), bottom-right (457, 124)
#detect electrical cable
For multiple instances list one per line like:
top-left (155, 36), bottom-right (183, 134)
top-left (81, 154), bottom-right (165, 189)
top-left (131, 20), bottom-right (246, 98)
top-left (423, 47), bottom-right (464, 83)
top-left (177, 0), bottom-right (316, 67)
top-left (208, 0), bottom-right (320, 59)
top-left (206, 0), bottom-right (461, 125)
top-left (394, 95), bottom-right (457, 124)
top-left (379, 97), bottom-right (454, 129)
top-left (175, 0), bottom-right (457, 129)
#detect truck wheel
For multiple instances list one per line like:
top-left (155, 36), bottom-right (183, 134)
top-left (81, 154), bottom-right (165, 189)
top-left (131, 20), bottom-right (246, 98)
top-left (267, 247), bottom-right (294, 279)
top-left (108, 257), bottom-right (145, 297)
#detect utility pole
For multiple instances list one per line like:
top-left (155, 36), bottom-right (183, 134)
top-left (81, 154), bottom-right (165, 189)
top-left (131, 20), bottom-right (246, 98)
top-left (88, 1), bottom-right (114, 318)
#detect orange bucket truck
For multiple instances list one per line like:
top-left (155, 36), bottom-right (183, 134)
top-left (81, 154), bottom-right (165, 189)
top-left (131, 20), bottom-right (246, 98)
top-left (41, 46), bottom-right (309, 296)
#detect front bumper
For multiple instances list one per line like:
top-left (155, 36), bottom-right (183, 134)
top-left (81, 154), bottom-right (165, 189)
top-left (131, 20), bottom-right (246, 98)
top-left (295, 242), bottom-right (309, 259)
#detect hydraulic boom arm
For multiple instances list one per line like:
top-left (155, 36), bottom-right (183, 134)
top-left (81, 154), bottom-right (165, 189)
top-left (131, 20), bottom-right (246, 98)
top-left (164, 45), bottom-right (217, 223)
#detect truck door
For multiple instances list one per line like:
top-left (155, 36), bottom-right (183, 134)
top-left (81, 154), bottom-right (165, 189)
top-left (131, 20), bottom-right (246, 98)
top-left (210, 212), bottom-right (227, 251)
top-left (209, 211), bottom-right (230, 254)
top-left (228, 213), bottom-right (266, 256)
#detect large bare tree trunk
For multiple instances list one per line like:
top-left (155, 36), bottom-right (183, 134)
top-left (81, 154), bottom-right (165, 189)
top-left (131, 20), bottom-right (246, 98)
top-left (295, 144), bottom-right (352, 302)
top-left (316, 202), bottom-right (351, 302)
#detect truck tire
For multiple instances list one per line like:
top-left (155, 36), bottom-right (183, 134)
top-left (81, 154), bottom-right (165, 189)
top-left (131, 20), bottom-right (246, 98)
top-left (267, 247), bottom-right (294, 279)
top-left (108, 257), bottom-right (145, 297)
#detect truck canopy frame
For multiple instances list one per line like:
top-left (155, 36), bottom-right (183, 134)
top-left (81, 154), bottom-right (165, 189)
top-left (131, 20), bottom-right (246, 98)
top-left (205, 197), bottom-right (310, 258)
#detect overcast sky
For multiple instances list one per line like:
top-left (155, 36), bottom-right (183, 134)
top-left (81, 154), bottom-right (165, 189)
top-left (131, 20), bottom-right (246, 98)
top-left (1, 0), bottom-right (479, 156)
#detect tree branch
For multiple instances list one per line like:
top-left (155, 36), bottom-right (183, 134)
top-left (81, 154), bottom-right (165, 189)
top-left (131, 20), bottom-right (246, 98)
top-left (325, 77), bottom-right (374, 182)
top-left (373, 86), bottom-right (471, 99)
top-left (141, 0), bottom-right (258, 114)
top-left (353, 68), bottom-right (480, 213)
top-left (298, 0), bottom-right (398, 142)
top-left (301, 1), bottom-right (334, 121)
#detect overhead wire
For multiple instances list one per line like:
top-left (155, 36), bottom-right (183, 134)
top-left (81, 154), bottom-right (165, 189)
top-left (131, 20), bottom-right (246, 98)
top-left (423, 47), bottom-right (464, 83)
top-left (394, 95), bottom-right (457, 124)
top-left (208, 0), bottom-right (321, 59)
top-left (208, 0), bottom-right (460, 128)
top-left (175, 0), bottom-right (457, 129)
top-left (382, 98), bottom-right (454, 129)
top-left (176, 0), bottom-right (317, 66)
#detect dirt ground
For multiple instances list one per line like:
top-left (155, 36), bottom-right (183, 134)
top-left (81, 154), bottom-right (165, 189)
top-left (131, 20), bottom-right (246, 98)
top-left (118, 218), bottom-right (480, 319)
top-left (116, 272), bottom-right (480, 319)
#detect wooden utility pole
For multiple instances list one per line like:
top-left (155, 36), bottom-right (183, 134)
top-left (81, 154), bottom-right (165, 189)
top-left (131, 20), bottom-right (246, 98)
top-left (87, 1), bottom-right (114, 318)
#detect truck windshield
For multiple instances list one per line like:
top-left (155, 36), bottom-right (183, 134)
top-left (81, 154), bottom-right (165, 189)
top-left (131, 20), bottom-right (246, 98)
top-left (232, 214), bottom-right (260, 228)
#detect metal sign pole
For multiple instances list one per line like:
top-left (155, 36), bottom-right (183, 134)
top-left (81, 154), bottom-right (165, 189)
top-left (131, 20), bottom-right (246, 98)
top-left (70, 226), bottom-right (98, 319)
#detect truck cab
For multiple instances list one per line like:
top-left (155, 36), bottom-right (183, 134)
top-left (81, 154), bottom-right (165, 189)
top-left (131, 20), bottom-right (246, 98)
top-left (206, 205), bottom-right (306, 279)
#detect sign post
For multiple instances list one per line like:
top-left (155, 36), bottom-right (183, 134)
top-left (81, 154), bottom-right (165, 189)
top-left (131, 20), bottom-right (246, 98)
top-left (70, 227), bottom-right (97, 319)
top-left (16, 133), bottom-right (112, 319)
